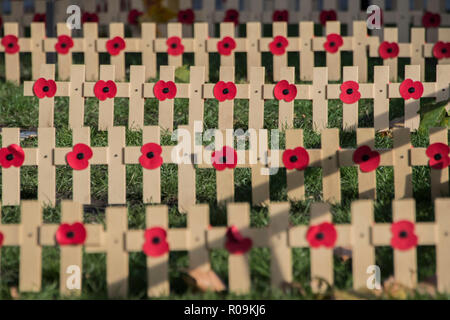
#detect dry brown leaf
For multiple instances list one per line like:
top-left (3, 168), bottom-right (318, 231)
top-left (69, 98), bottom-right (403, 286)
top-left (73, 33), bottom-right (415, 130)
top-left (417, 275), bottom-right (437, 297)
top-left (183, 267), bottom-right (226, 293)
top-left (333, 289), bottom-right (373, 300)
top-left (280, 281), bottom-right (307, 296)
top-left (10, 286), bottom-right (19, 299)
top-left (381, 276), bottom-right (412, 299)
top-left (333, 246), bottom-right (352, 262)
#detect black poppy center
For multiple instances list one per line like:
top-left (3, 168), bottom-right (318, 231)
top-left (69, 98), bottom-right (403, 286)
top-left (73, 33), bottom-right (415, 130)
top-left (171, 43), bottom-right (177, 48)
top-left (224, 43), bottom-right (229, 48)
top-left (147, 152), bottom-right (154, 159)
top-left (362, 154), bottom-right (370, 162)
top-left (102, 86), bottom-right (109, 93)
top-left (221, 156), bottom-right (228, 164)
top-left (315, 232), bottom-right (324, 240)
top-left (6, 154), bottom-right (14, 161)
top-left (276, 42), bottom-right (282, 48)
top-left (76, 153), bottom-right (84, 160)
top-left (183, 14), bottom-right (188, 20)
top-left (442, 48), bottom-right (447, 53)
top-left (408, 87), bottom-right (415, 93)
top-left (430, 17), bottom-right (435, 23)
top-left (399, 231), bottom-right (408, 238)
top-left (330, 41), bottom-right (335, 47)
top-left (222, 88), bottom-right (229, 95)
top-left (346, 88), bottom-right (353, 95)
top-left (387, 48), bottom-right (393, 53)
top-left (152, 236), bottom-right (160, 244)
top-left (282, 89), bottom-right (289, 95)
top-left (61, 43), bottom-right (67, 48)
top-left (66, 231), bottom-right (75, 239)
top-left (290, 155), bottom-right (298, 163)
top-left (162, 87), bottom-right (169, 94)
top-left (43, 86), bottom-right (49, 92)
top-left (229, 15), bottom-right (236, 20)
top-left (113, 43), bottom-right (119, 49)
top-left (8, 42), bottom-right (14, 48)
top-left (434, 154), bottom-right (442, 161)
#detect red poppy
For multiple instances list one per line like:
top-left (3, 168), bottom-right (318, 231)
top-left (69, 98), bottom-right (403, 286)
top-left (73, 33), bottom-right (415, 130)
top-left (319, 10), bottom-right (337, 26)
top-left (225, 226), bottom-right (252, 255)
top-left (33, 78), bottom-right (57, 99)
top-left (433, 42), bottom-right (450, 60)
top-left (55, 35), bottom-right (74, 55)
top-left (66, 143), bottom-right (93, 170)
top-left (178, 9), bottom-right (195, 24)
top-left (399, 79), bottom-right (423, 100)
top-left (306, 222), bottom-right (337, 248)
top-left (324, 33), bottom-right (343, 53)
top-left (139, 143), bottom-right (163, 170)
top-left (0, 231), bottom-right (3, 247)
top-left (211, 146), bottom-right (238, 171)
top-left (269, 35), bottom-right (288, 55)
top-left (272, 10), bottom-right (288, 22)
top-left (390, 220), bottom-right (418, 251)
top-left (422, 12), bottom-right (441, 28)
top-left (142, 227), bottom-right (169, 257)
top-left (213, 81), bottom-right (237, 102)
top-left (106, 36), bottom-right (126, 56)
top-left (282, 147), bottom-right (309, 171)
top-left (340, 81), bottom-right (361, 104)
top-left (426, 143), bottom-right (450, 170)
top-left (128, 9), bottom-right (143, 25)
top-left (56, 222), bottom-right (87, 245)
top-left (1, 35), bottom-right (20, 54)
top-left (94, 80), bottom-right (117, 101)
top-left (224, 9), bottom-right (239, 25)
top-left (0, 144), bottom-right (25, 168)
top-left (217, 36), bottom-right (236, 56)
top-left (82, 12), bottom-right (99, 23)
top-left (153, 80), bottom-right (177, 101)
top-left (353, 146), bottom-right (380, 173)
top-left (274, 80), bottom-right (297, 102)
top-left (379, 41), bottom-right (399, 59)
top-left (166, 36), bottom-right (184, 56)
top-left (32, 13), bottom-right (46, 23)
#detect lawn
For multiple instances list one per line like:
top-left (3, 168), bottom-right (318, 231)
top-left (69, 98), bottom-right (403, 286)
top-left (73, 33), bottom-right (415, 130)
top-left (0, 24), bottom-right (448, 300)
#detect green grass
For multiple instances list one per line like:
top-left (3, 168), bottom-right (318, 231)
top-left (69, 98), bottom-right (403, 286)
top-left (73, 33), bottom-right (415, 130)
top-left (0, 48), bottom-right (448, 300)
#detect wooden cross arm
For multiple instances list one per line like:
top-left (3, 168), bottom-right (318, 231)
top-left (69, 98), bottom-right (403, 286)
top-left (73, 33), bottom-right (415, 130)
top-left (43, 39), bottom-right (84, 52)
top-left (124, 146), bottom-right (175, 165)
top-left (370, 43), bottom-right (419, 58)
top-left (95, 38), bottom-right (142, 52)
top-left (388, 82), bottom-right (447, 99)
top-left (143, 83), bottom-right (190, 98)
top-left (206, 38), bottom-right (248, 52)
top-left (53, 147), bottom-right (108, 166)
top-left (82, 82), bottom-right (130, 97)
top-left (288, 225), bottom-right (351, 247)
top-left (312, 36), bottom-right (354, 51)
top-left (203, 84), bottom-right (250, 99)
top-left (23, 81), bottom-right (70, 96)
top-left (0, 225), bottom-right (20, 245)
top-left (206, 227), bottom-right (269, 248)
top-left (262, 84), bottom-right (312, 100)
top-left (338, 148), bottom-right (394, 167)
top-left (39, 224), bottom-right (103, 246)
top-left (372, 222), bottom-right (437, 246)
top-left (23, 148), bottom-right (38, 166)
top-left (154, 38), bottom-right (195, 53)
top-left (125, 229), bottom-right (190, 251)
top-left (327, 83), bottom-right (374, 99)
